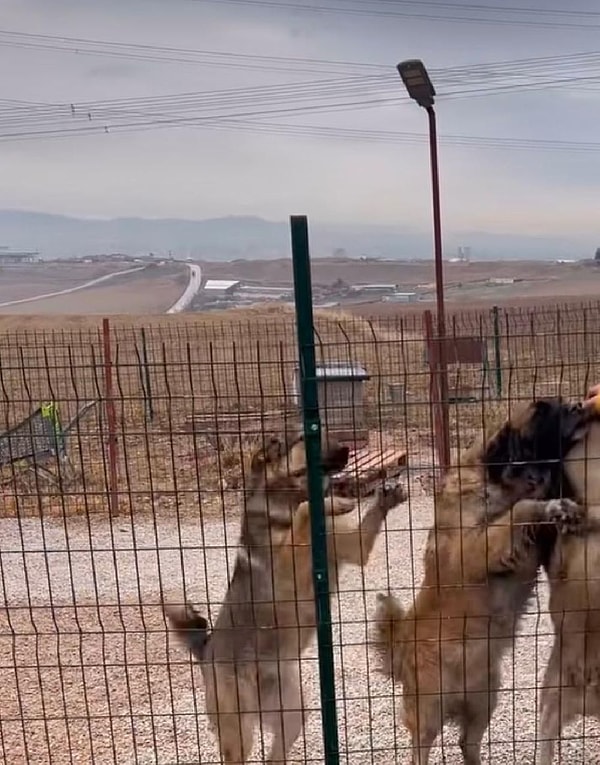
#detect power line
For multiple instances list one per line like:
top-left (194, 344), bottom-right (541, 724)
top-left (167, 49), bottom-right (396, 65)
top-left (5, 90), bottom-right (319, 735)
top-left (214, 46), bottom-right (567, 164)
top-left (2, 29), bottom-right (600, 80)
top-left (1, 70), bottom-right (598, 138)
top-left (0, 29), bottom-right (388, 76)
top-left (344, 0), bottom-right (600, 16)
top-left (190, 0), bottom-right (600, 31)
top-left (1, 32), bottom-right (598, 141)
top-left (0, 58), bottom-right (599, 135)
top-left (1, 97), bottom-right (599, 155)
top-left (199, 119), bottom-right (600, 153)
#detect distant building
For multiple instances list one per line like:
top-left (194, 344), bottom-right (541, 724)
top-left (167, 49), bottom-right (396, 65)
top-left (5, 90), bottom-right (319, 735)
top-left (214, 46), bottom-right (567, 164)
top-left (349, 283), bottom-right (397, 295)
top-left (383, 292), bottom-right (418, 303)
top-left (489, 277), bottom-right (516, 285)
top-left (0, 249), bottom-right (39, 264)
top-left (238, 284), bottom-right (293, 300)
top-left (203, 279), bottom-right (241, 297)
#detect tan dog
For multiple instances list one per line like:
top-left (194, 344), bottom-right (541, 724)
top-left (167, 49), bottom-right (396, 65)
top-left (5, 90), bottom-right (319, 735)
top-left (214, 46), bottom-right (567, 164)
top-left (166, 429), bottom-right (406, 763)
top-left (538, 415), bottom-right (600, 763)
top-left (373, 399), bottom-right (588, 765)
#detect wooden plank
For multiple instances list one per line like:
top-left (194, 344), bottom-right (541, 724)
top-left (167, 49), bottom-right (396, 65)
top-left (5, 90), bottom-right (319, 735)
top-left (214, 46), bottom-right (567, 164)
top-left (331, 446), bottom-right (407, 497)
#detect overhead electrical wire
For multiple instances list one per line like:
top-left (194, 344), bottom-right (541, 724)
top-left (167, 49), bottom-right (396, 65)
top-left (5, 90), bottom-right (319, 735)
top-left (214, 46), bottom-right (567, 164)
top-left (321, 0), bottom-right (600, 15)
top-left (1, 84), bottom-right (598, 155)
top-left (1, 45), bottom-right (599, 134)
top-left (206, 120), bottom-right (600, 153)
top-left (0, 29), bottom-right (387, 76)
top-left (191, 0), bottom-right (600, 31)
top-left (3, 110), bottom-right (599, 154)
top-left (0, 29), bottom-right (598, 149)
top-left (0, 65), bottom-right (598, 140)
top-left (1, 29), bottom-right (600, 81)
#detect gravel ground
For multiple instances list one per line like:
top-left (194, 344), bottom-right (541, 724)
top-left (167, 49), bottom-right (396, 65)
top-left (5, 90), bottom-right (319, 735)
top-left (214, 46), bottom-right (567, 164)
top-left (1, 485), bottom-right (599, 764)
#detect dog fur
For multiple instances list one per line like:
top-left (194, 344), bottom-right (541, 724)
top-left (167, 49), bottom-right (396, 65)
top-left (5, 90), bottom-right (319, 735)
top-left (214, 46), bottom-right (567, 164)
top-left (166, 429), bottom-right (406, 763)
top-left (537, 415), bottom-right (600, 763)
top-left (373, 398), bottom-right (589, 765)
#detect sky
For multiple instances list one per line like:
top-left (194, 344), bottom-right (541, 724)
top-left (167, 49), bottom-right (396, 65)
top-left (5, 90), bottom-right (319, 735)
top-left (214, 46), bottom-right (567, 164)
top-left (1, 0), bottom-right (600, 250)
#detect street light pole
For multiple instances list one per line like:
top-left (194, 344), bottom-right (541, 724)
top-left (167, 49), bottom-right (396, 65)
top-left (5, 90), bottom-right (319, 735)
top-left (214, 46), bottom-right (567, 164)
top-left (397, 59), bottom-right (450, 471)
top-left (425, 104), bottom-right (446, 344)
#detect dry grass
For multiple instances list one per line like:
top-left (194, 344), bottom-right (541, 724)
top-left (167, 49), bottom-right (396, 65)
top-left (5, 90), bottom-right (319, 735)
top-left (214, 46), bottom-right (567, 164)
top-left (0, 302), bottom-right (599, 518)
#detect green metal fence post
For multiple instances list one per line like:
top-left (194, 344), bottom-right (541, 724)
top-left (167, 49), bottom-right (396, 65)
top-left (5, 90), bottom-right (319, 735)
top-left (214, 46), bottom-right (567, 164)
top-left (492, 305), bottom-right (502, 397)
top-left (290, 214), bottom-right (340, 765)
top-left (140, 327), bottom-right (154, 421)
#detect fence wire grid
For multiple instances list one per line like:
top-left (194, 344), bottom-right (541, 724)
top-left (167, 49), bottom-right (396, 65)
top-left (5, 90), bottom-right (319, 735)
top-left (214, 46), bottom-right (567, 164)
top-left (1, 303), bottom-right (600, 764)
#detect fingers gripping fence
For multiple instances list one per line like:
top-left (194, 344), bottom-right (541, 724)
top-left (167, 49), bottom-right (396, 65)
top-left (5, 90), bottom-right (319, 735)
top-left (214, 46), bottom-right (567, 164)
top-left (2, 263), bottom-right (600, 761)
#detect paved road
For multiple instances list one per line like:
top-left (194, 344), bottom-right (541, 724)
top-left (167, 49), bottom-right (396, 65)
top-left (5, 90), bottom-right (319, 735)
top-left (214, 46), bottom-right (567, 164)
top-left (166, 263), bottom-right (202, 314)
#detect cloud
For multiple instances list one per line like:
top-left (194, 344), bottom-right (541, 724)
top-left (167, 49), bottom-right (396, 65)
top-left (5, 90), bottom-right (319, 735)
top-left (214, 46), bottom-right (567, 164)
top-left (0, 0), bottom-right (599, 246)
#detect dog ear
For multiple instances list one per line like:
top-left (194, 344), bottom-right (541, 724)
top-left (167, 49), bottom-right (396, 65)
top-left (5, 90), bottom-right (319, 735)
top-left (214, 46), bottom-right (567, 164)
top-left (250, 435), bottom-right (285, 472)
top-left (532, 397), bottom-right (588, 446)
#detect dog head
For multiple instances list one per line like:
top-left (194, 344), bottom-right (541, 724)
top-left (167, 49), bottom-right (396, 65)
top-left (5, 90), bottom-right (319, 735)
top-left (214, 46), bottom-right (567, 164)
top-left (483, 396), bottom-right (591, 503)
top-left (249, 428), bottom-right (350, 496)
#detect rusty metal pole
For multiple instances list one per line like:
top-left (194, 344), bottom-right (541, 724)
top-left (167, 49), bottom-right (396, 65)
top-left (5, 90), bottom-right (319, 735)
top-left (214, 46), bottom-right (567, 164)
top-left (397, 60), bottom-right (450, 472)
top-left (102, 318), bottom-right (119, 516)
top-left (426, 105), bottom-right (450, 471)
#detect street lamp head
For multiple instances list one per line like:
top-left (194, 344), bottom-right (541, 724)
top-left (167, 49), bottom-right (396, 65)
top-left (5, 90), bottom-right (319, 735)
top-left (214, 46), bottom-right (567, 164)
top-left (397, 59), bottom-right (436, 109)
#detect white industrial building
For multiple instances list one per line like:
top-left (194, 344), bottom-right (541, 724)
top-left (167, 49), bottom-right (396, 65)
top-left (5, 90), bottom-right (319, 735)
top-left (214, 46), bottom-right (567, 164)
top-left (383, 292), bottom-right (418, 303)
top-left (203, 279), bottom-right (241, 297)
top-left (349, 283), bottom-right (397, 294)
top-left (0, 248), bottom-right (40, 264)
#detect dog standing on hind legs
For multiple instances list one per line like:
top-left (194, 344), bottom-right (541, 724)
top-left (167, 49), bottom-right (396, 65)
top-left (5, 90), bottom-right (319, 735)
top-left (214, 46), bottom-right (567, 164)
top-left (536, 402), bottom-right (600, 764)
top-left (373, 399), bottom-right (589, 765)
top-left (165, 429), bottom-right (406, 763)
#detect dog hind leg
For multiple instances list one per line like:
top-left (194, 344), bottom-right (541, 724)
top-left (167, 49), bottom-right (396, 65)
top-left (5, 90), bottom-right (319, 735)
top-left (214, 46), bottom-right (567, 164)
top-left (410, 724), bottom-right (437, 765)
top-left (204, 664), bottom-right (256, 764)
top-left (405, 695), bottom-right (441, 765)
top-left (263, 661), bottom-right (305, 764)
top-left (458, 686), bottom-right (498, 765)
top-left (538, 647), bottom-right (582, 765)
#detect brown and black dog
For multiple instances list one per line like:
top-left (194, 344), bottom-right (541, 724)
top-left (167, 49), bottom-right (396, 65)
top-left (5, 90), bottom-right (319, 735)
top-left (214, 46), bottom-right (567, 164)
top-left (374, 398), bottom-right (589, 764)
top-left (537, 408), bottom-right (600, 763)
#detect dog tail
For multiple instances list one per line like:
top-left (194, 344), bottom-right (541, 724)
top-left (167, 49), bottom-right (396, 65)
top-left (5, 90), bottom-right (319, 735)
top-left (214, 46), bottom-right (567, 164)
top-left (165, 603), bottom-right (211, 662)
top-left (372, 592), bottom-right (406, 678)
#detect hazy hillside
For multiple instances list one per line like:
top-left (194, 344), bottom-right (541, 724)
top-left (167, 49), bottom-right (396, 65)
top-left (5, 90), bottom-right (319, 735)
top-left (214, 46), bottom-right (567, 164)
top-left (0, 209), bottom-right (590, 261)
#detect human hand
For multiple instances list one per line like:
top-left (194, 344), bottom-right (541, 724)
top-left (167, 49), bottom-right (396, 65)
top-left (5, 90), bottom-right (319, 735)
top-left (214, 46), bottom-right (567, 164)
top-left (584, 382), bottom-right (600, 408)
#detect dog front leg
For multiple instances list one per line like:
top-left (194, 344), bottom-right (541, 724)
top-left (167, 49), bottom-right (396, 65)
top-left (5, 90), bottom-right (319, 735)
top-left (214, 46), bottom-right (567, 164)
top-left (332, 479), bottom-right (407, 567)
top-left (295, 494), bottom-right (356, 521)
top-left (462, 498), bottom-right (584, 579)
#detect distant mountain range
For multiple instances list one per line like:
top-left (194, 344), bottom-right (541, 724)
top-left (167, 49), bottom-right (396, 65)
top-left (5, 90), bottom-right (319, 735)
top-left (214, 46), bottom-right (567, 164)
top-left (0, 209), bottom-right (592, 261)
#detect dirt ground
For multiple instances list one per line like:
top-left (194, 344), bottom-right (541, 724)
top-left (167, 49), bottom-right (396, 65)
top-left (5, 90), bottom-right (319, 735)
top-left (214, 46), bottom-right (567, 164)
top-left (0, 263), bottom-right (189, 315)
top-left (201, 257), bottom-right (600, 314)
top-left (0, 263), bottom-right (133, 303)
top-left (2, 257), bottom-right (600, 319)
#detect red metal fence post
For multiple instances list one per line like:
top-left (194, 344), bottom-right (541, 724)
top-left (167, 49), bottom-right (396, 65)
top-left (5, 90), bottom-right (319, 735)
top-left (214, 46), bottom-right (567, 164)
top-left (102, 317), bottom-right (119, 516)
top-left (423, 309), bottom-right (450, 472)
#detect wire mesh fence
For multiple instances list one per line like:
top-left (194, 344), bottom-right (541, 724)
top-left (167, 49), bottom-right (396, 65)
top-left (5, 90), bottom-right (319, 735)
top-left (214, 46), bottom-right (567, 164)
top-left (1, 302), bottom-right (600, 763)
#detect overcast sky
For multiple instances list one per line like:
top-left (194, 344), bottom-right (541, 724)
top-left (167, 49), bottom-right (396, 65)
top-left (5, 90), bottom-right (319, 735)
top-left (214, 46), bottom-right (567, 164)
top-left (1, 0), bottom-right (599, 247)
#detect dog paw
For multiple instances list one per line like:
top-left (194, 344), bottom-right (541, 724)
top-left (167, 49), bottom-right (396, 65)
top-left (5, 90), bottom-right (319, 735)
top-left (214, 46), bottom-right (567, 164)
top-left (376, 478), bottom-right (408, 512)
top-left (545, 498), bottom-right (585, 535)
